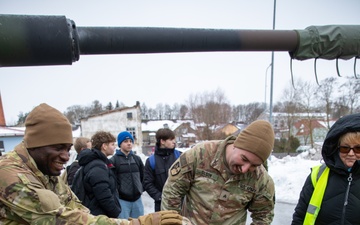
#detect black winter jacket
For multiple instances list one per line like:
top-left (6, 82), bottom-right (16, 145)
top-left (292, 113), bottom-right (360, 225)
top-left (66, 154), bottom-right (81, 186)
top-left (78, 149), bottom-right (121, 218)
top-left (110, 150), bottom-right (144, 202)
top-left (143, 147), bottom-right (181, 211)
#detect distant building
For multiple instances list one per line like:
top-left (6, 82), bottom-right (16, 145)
top-left (173, 122), bottom-right (197, 147)
top-left (80, 102), bottom-right (143, 153)
top-left (0, 127), bottom-right (25, 153)
top-left (141, 119), bottom-right (197, 154)
top-left (213, 122), bottom-right (242, 139)
top-left (0, 125), bottom-right (82, 155)
top-left (292, 119), bottom-right (336, 146)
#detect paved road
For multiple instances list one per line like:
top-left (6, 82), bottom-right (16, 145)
top-left (246, 201), bottom-right (296, 225)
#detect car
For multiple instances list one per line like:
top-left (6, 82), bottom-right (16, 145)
top-left (296, 145), bottom-right (311, 153)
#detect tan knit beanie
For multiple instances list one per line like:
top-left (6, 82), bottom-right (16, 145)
top-left (234, 120), bottom-right (274, 162)
top-left (24, 103), bottom-right (73, 148)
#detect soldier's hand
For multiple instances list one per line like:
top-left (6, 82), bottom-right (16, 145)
top-left (129, 210), bottom-right (192, 225)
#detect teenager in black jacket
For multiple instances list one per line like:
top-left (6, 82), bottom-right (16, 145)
top-left (76, 131), bottom-right (121, 218)
top-left (143, 128), bottom-right (182, 212)
top-left (110, 131), bottom-right (144, 219)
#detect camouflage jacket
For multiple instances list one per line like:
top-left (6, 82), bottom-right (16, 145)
top-left (161, 136), bottom-right (275, 225)
top-left (0, 142), bottom-right (130, 225)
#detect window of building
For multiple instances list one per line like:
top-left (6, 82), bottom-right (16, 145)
top-left (0, 141), bottom-right (4, 152)
top-left (127, 112), bottom-right (133, 119)
top-left (181, 128), bottom-right (188, 134)
top-left (126, 127), bottom-right (136, 140)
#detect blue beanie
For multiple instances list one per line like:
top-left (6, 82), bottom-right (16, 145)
top-left (117, 131), bottom-right (134, 147)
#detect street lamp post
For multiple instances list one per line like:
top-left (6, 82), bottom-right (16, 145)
top-left (269, 0), bottom-right (277, 124)
top-left (265, 63), bottom-right (272, 111)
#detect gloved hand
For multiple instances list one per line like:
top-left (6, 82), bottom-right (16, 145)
top-left (129, 210), bottom-right (192, 225)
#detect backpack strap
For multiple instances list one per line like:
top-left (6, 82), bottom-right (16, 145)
top-left (174, 149), bottom-right (181, 158)
top-left (150, 149), bottom-right (181, 170)
top-left (149, 154), bottom-right (155, 170)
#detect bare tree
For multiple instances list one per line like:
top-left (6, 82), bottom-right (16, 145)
top-left (179, 104), bottom-right (189, 119)
top-left (164, 104), bottom-right (172, 119)
top-left (280, 79), bottom-right (302, 153)
top-left (171, 103), bottom-right (180, 119)
top-left (316, 77), bottom-right (337, 129)
top-left (187, 88), bottom-right (231, 140)
top-left (140, 103), bottom-right (149, 120)
top-left (89, 100), bottom-right (103, 115)
top-left (64, 105), bottom-right (89, 125)
top-left (235, 102), bottom-right (264, 124)
top-left (155, 103), bottom-right (164, 120)
top-left (147, 108), bottom-right (158, 120)
top-left (298, 80), bottom-right (318, 147)
top-left (340, 76), bottom-right (360, 114)
top-left (231, 105), bottom-right (241, 122)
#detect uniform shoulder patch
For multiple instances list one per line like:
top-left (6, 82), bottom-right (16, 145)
top-left (170, 161), bottom-right (181, 176)
top-left (180, 154), bottom-right (188, 166)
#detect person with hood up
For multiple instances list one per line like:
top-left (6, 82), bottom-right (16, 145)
top-left (0, 103), bottom-right (189, 225)
top-left (292, 113), bottom-right (360, 225)
top-left (110, 131), bottom-right (144, 219)
top-left (75, 131), bottom-right (121, 218)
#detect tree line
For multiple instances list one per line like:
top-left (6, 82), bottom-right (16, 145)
top-left (16, 76), bottom-right (360, 148)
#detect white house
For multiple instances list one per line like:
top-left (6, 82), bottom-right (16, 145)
top-left (80, 102), bottom-right (143, 153)
top-left (0, 126), bottom-right (81, 155)
top-left (0, 126), bottom-right (25, 153)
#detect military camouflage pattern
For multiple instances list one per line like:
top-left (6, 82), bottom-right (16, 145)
top-left (0, 142), bottom-right (130, 225)
top-left (161, 136), bottom-right (275, 225)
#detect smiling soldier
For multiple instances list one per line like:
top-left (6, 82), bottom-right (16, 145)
top-left (0, 103), bottom-right (189, 225)
top-left (161, 120), bottom-right (276, 225)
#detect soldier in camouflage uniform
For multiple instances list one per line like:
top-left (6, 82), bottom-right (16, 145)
top-left (0, 103), bottom-right (189, 225)
top-left (161, 120), bottom-right (275, 225)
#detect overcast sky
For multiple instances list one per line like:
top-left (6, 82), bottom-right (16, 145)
top-left (1, 0), bottom-right (359, 125)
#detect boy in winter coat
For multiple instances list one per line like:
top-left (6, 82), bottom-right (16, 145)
top-left (111, 131), bottom-right (144, 219)
top-left (143, 128), bottom-right (182, 211)
top-left (74, 131), bottom-right (121, 218)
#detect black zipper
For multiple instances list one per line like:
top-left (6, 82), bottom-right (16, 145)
top-left (341, 172), bottom-right (352, 225)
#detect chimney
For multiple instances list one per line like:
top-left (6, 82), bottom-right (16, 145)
top-left (0, 92), bottom-right (6, 126)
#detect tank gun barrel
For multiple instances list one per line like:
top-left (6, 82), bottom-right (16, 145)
top-left (1, 14), bottom-right (359, 67)
top-left (0, 14), bottom-right (297, 67)
top-left (77, 27), bottom-right (298, 55)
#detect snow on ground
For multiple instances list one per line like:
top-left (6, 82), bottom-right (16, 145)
top-left (267, 153), bottom-right (321, 204)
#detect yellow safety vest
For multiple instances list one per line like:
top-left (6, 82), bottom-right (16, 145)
top-left (303, 164), bottom-right (329, 225)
